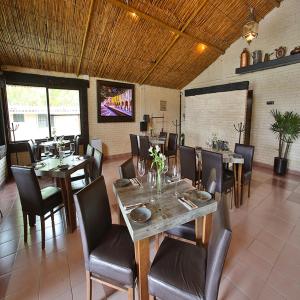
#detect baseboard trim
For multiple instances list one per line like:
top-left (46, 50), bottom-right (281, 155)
top-left (253, 160), bottom-right (300, 177)
top-left (104, 152), bottom-right (132, 161)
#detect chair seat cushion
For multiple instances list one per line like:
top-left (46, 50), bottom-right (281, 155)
top-left (41, 186), bottom-right (62, 213)
top-left (71, 179), bottom-right (87, 192)
top-left (148, 237), bottom-right (206, 300)
top-left (89, 224), bottom-right (136, 287)
top-left (165, 221), bottom-right (196, 241)
top-left (70, 169), bottom-right (85, 181)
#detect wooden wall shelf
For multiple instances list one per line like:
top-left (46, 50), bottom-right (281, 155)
top-left (235, 53), bottom-right (300, 74)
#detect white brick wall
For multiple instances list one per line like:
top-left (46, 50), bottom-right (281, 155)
top-left (0, 156), bottom-right (7, 186)
top-left (183, 0), bottom-right (300, 172)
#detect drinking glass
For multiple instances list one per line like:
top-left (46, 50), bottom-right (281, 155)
top-left (162, 162), bottom-right (168, 185)
top-left (44, 145), bottom-right (50, 167)
top-left (147, 170), bottom-right (156, 203)
top-left (70, 143), bottom-right (75, 160)
top-left (137, 159), bottom-right (145, 187)
top-left (59, 147), bottom-right (64, 165)
top-left (172, 164), bottom-right (181, 197)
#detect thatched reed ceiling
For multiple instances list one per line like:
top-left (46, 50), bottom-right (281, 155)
top-left (0, 0), bottom-right (281, 89)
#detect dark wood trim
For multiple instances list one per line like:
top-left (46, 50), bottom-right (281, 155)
top-left (4, 71), bottom-right (89, 88)
top-left (236, 53), bottom-right (300, 74)
top-left (244, 90), bottom-right (253, 145)
top-left (184, 81), bottom-right (249, 97)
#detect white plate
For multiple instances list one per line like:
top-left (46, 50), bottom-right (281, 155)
top-left (130, 207), bottom-right (152, 223)
top-left (115, 179), bottom-right (131, 187)
top-left (184, 190), bottom-right (212, 202)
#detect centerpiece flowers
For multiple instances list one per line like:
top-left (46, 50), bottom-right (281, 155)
top-left (149, 145), bottom-right (166, 194)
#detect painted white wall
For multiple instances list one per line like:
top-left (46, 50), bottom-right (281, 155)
top-left (183, 0), bottom-right (300, 172)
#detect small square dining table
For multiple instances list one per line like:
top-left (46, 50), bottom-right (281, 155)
top-left (34, 155), bottom-right (92, 232)
top-left (113, 180), bottom-right (217, 300)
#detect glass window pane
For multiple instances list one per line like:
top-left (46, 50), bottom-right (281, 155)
top-left (6, 85), bottom-right (48, 141)
top-left (49, 89), bottom-right (81, 136)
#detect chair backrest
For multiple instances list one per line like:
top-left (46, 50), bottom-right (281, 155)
top-left (179, 146), bottom-right (197, 182)
top-left (27, 140), bottom-right (36, 163)
top-left (205, 197), bottom-right (232, 300)
top-left (74, 176), bottom-right (112, 270)
top-left (130, 134), bottom-right (139, 156)
top-left (86, 144), bottom-right (94, 157)
top-left (91, 149), bottom-right (103, 181)
top-left (234, 143), bottom-right (255, 174)
top-left (159, 132), bottom-right (167, 139)
top-left (11, 166), bottom-right (43, 214)
top-left (201, 150), bottom-right (223, 193)
top-left (75, 135), bottom-right (81, 155)
top-left (167, 133), bottom-right (177, 154)
top-left (139, 136), bottom-right (150, 160)
top-left (119, 158), bottom-right (136, 179)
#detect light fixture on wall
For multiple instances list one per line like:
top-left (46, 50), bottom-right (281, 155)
top-left (242, 7), bottom-right (258, 44)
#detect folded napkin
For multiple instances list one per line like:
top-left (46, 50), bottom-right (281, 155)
top-left (124, 202), bottom-right (145, 212)
top-left (178, 197), bottom-right (198, 210)
top-left (129, 178), bottom-right (142, 187)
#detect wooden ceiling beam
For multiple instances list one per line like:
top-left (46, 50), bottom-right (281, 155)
top-left (107, 0), bottom-right (224, 54)
top-left (76, 0), bottom-right (95, 76)
top-left (269, 0), bottom-right (281, 8)
top-left (140, 0), bottom-right (211, 85)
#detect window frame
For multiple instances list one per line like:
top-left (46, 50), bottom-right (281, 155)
top-left (1, 71), bottom-right (89, 152)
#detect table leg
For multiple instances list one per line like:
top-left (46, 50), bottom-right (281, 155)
top-left (201, 213), bottom-right (212, 246)
top-left (135, 238), bottom-right (150, 300)
top-left (195, 217), bottom-right (202, 246)
top-left (237, 164), bottom-right (243, 207)
top-left (64, 176), bottom-right (77, 232)
top-left (28, 214), bottom-right (36, 227)
top-left (233, 164), bottom-right (239, 208)
top-left (58, 178), bottom-right (70, 228)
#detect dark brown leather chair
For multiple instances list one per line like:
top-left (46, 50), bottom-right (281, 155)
top-left (130, 134), bottom-right (139, 159)
top-left (165, 133), bottom-right (177, 164)
top-left (71, 149), bottom-right (103, 192)
top-left (27, 139), bottom-right (38, 163)
top-left (139, 135), bottom-right (151, 162)
top-left (71, 144), bottom-right (95, 181)
top-left (74, 176), bottom-right (136, 300)
top-left (11, 166), bottom-right (64, 249)
top-left (119, 158), bottom-right (136, 179)
top-left (74, 135), bottom-right (81, 155)
top-left (159, 132), bottom-right (168, 139)
top-left (179, 145), bottom-right (200, 187)
top-left (201, 150), bottom-right (234, 194)
top-left (148, 198), bottom-right (232, 300)
top-left (234, 143), bottom-right (255, 198)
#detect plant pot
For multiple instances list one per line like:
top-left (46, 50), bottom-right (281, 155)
top-left (273, 157), bottom-right (288, 176)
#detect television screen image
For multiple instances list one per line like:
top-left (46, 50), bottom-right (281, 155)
top-left (97, 80), bottom-right (135, 123)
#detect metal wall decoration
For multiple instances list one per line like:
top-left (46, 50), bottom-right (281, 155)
top-left (275, 46), bottom-right (287, 59)
top-left (234, 122), bottom-right (245, 144)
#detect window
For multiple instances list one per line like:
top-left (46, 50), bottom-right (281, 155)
top-left (13, 114), bottom-right (24, 122)
top-left (6, 85), bottom-right (81, 141)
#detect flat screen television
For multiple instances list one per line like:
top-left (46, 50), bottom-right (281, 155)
top-left (97, 80), bottom-right (135, 123)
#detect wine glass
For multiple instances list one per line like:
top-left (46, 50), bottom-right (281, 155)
top-left (58, 147), bottom-right (64, 165)
top-left (44, 145), bottom-right (50, 167)
top-left (147, 170), bottom-right (156, 203)
top-left (70, 143), bottom-right (75, 161)
top-left (137, 159), bottom-right (145, 187)
top-left (162, 162), bottom-right (168, 185)
top-left (172, 164), bottom-right (181, 197)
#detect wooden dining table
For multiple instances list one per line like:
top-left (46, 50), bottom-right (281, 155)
top-left (34, 154), bottom-right (92, 232)
top-left (113, 179), bottom-right (217, 300)
top-left (196, 148), bottom-right (245, 207)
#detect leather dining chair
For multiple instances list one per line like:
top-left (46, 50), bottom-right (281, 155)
top-left (234, 143), bottom-right (255, 199)
top-left (119, 158), bottom-right (136, 179)
top-left (148, 197), bottom-right (232, 300)
top-left (74, 176), bottom-right (136, 300)
top-left (11, 166), bottom-right (64, 249)
top-left (74, 135), bottom-right (81, 155)
top-left (165, 133), bottom-right (177, 164)
top-left (130, 134), bottom-right (139, 161)
top-left (27, 139), bottom-right (38, 163)
top-left (159, 132), bottom-right (168, 139)
top-left (179, 145), bottom-right (200, 188)
top-left (139, 135), bottom-right (151, 165)
top-left (71, 149), bottom-right (103, 192)
top-left (71, 144), bottom-right (95, 181)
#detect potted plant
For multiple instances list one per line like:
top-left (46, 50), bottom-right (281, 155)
top-left (270, 109), bottom-right (300, 175)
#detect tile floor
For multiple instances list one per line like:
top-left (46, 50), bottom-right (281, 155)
top-left (0, 156), bottom-right (300, 299)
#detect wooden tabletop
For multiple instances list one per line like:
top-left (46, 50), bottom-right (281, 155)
top-left (113, 180), bottom-right (217, 241)
top-left (196, 148), bottom-right (244, 164)
top-left (34, 155), bottom-right (92, 178)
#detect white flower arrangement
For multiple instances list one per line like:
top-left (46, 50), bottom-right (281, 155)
top-left (149, 145), bottom-right (166, 173)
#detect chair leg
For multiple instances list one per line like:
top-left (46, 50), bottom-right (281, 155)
top-left (41, 216), bottom-right (45, 250)
top-left (23, 212), bottom-right (28, 244)
top-left (50, 209), bottom-right (55, 230)
top-left (86, 271), bottom-right (92, 300)
top-left (248, 180), bottom-right (251, 198)
top-left (128, 287), bottom-right (135, 300)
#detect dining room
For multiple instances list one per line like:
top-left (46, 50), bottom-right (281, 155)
top-left (0, 0), bottom-right (300, 299)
